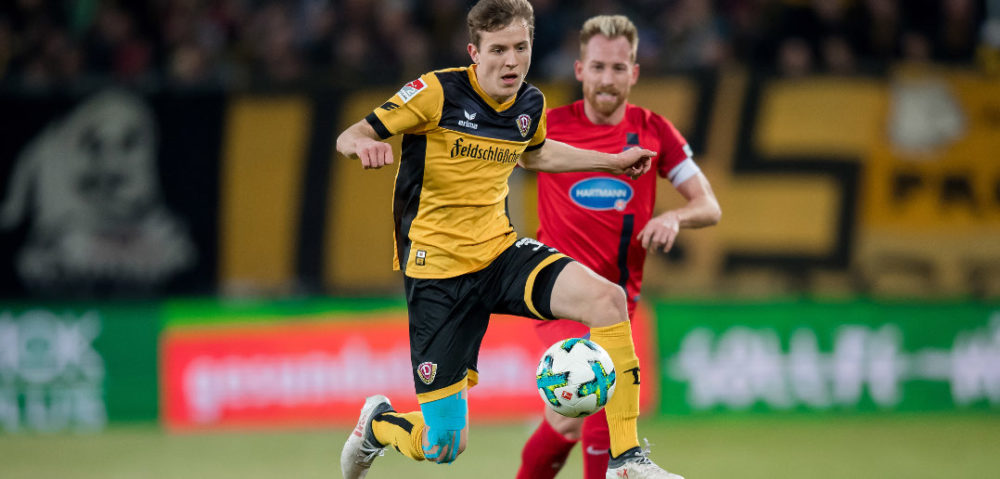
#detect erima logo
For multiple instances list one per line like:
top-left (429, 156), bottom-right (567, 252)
top-left (515, 237), bottom-right (556, 252)
top-left (379, 101), bottom-right (399, 111)
top-left (458, 109), bottom-right (479, 130)
top-left (570, 177), bottom-right (634, 211)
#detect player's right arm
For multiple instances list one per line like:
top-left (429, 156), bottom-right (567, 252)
top-left (336, 120), bottom-right (394, 169)
top-left (336, 73), bottom-right (442, 170)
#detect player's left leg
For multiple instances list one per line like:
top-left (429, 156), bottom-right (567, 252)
top-left (516, 405), bottom-right (582, 479)
top-left (517, 316), bottom-right (591, 478)
top-left (490, 238), bottom-right (680, 477)
top-left (581, 408), bottom-right (612, 479)
top-left (548, 262), bottom-right (640, 457)
top-left (548, 262), bottom-right (684, 479)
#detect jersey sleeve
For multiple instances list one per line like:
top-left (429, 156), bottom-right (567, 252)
top-left (656, 118), bottom-right (701, 186)
top-left (525, 96), bottom-right (547, 151)
top-left (365, 72), bottom-right (443, 139)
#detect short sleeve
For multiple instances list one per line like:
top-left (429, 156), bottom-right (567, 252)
top-left (525, 97), bottom-right (547, 151)
top-left (366, 72), bottom-right (443, 139)
top-left (656, 118), bottom-right (699, 186)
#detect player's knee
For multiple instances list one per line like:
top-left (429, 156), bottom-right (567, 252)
top-left (546, 408), bottom-right (583, 440)
top-left (585, 281), bottom-right (628, 327)
top-left (420, 390), bottom-right (468, 464)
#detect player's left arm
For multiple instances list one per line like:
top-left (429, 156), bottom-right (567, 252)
top-left (637, 172), bottom-right (721, 252)
top-left (520, 139), bottom-right (656, 179)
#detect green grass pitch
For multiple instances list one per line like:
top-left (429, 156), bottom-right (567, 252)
top-left (2, 413), bottom-right (998, 478)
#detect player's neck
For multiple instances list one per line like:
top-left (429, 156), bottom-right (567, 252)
top-left (469, 64), bottom-right (518, 107)
top-left (582, 101), bottom-right (626, 126)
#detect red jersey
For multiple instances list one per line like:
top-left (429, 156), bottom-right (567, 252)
top-left (537, 101), bottom-right (698, 317)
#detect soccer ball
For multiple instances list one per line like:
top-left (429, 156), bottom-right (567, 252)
top-left (536, 338), bottom-right (616, 418)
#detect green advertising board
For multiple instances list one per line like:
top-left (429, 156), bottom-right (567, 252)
top-left (0, 302), bottom-right (160, 432)
top-left (162, 296), bottom-right (406, 327)
top-left (656, 300), bottom-right (1000, 415)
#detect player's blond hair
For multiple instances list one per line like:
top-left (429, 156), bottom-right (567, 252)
top-left (579, 15), bottom-right (639, 62)
top-left (467, 0), bottom-right (535, 48)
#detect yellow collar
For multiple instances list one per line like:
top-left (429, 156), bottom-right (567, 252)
top-left (468, 64), bottom-right (518, 112)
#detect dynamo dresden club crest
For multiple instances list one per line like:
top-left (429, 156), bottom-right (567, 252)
top-left (417, 361), bottom-right (438, 385)
top-left (516, 114), bottom-right (531, 137)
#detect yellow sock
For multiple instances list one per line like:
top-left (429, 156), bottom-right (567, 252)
top-left (372, 411), bottom-right (426, 461)
top-left (590, 321), bottom-right (640, 457)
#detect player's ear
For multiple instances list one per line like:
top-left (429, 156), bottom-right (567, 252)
top-left (574, 60), bottom-right (584, 82)
top-left (631, 63), bottom-right (640, 85)
top-left (468, 43), bottom-right (479, 64)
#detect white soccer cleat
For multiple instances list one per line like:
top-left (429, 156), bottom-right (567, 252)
top-left (605, 440), bottom-right (685, 479)
top-left (341, 394), bottom-right (394, 479)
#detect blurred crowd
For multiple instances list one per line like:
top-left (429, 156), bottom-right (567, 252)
top-left (0, 0), bottom-right (995, 90)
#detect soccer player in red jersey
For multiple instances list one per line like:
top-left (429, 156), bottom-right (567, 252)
top-left (517, 15), bottom-right (721, 479)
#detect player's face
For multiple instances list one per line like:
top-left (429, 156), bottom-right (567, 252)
top-left (467, 19), bottom-right (532, 104)
top-left (575, 35), bottom-right (639, 119)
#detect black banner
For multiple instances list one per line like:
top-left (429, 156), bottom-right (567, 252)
top-left (0, 88), bottom-right (223, 298)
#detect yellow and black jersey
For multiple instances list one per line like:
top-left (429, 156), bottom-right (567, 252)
top-left (365, 65), bottom-right (547, 279)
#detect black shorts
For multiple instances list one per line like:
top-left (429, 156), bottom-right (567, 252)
top-left (404, 237), bottom-right (573, 401)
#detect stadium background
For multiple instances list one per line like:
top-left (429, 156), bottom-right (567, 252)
top-left (1, 0), bottom-right (998, 477)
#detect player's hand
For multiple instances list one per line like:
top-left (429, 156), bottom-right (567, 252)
top-left (356, 138), bottom-right (394, 169)
top-left (614, 148), bottom-right (656, 180)
top-left (637, 211), bottom-right (680, 253)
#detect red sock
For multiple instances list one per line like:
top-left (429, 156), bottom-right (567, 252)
top-left (516, 418), bottom-right (577, 479)
top-left (581, 409), bottom-right (611, 479)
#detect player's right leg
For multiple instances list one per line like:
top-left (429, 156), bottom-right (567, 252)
top-left (548, 262), bottom-right (684, 479)
top-left (340, 389), bottom-right (471, 478)
top-left (342, 271), bottom-right (484, 476)
top-left (341, 394), bottom-right (402, 479)
top-left (405, 273), bottom-right (484, 465)
top-left (418, 389), bottom-right (470, 463)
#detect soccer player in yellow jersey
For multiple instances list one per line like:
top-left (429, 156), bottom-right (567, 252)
top-left (336, 1), bottom-right (680, 478)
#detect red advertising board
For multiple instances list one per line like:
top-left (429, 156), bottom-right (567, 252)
top-left (161, 308), bottom-right (657, 430)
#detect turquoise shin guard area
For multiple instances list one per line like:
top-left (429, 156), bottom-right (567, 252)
top-left (420, 391), bottom-right (467, 464)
